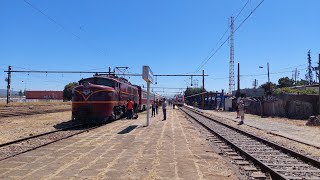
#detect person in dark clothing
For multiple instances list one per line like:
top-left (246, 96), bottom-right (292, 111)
top-left (133, 101), bottom-right (138, 118)
top-left (151, 101), bottom-right (156, 117)
top-left (155, 99), bottom-right (159, 115)
top-left (162, 98), bottom-right (167, 121)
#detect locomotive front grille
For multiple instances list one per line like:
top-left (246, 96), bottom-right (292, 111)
top-left (76, 105), bottom-right (92, 122)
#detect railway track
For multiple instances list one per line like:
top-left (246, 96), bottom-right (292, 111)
top-left (0, 123), bottom-right (101, 161)
top-left (180, 106), bottom-right (320, 180)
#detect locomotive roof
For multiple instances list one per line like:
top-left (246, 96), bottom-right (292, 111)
top-left (79, 74), bottom-right (142, 89)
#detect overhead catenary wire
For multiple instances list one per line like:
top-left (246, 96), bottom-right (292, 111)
top-left (208, 67), bottom-right (308, 81)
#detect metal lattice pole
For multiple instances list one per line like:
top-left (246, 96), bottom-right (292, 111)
top-left (229, 16), bottom-right (235, 94)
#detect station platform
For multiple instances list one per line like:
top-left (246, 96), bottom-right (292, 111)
top-left (199, 108), bottom-right (320, 149)
top-left (0, 109), bottom-right (238, 179)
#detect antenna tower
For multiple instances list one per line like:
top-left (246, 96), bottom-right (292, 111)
top-left (229, 16), bottom-right (235, 93)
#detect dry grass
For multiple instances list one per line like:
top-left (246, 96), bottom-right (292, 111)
top-left (0, 111), bottom-right (72, 144)
top-left (0, 102), bottom-right (71, 118)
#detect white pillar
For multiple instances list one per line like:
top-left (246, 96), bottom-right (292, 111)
top-left (146, 82), bottom-right (150, 126)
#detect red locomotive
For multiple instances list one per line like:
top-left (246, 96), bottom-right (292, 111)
top-left (72, 74), bottom-right (159, 123)
top-left (72, 75), bottom-right (139, 123)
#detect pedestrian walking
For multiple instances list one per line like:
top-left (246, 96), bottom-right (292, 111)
top-left (126, 99), bottom-right (133, 119)
top-left (162, 98), bottom-right (167, 121)
top-left (151, 101), bottom-right (156, 117)
top-left (238, 100), bottom-right (245, 125)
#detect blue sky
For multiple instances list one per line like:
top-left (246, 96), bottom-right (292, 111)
top-left (1, 0), bottom-right (319, 96)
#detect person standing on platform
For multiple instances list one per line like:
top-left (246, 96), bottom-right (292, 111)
top-left (236, 96), bottom-right (241, 118)
top-left (151, 101), bottom-right (156, 117)
top-left (162, 98), bottom-right (167, 121)
top-left (133, 101), bottom-right (138, 118)
top-left (126, 99), bottom-right (133, 119)
top-left (238, 100), bottom-right (245, 125)
top-left (155, 99), bottom-right (159, 115)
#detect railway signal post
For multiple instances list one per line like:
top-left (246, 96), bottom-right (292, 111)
top-left (143, 66), bottom-right (153, 127)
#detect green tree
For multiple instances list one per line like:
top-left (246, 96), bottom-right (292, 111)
top-left (184, 87), bottom-right (206, 97)
top-left (259, 82), bottom-right (276, 94)
top-left (63, 82), bottom-right (78, 101)
top-left (296, 79), bottom-right (308, 86)
top-left (305, 50), bottom-right (313, 85)
top-left (278, 77), bottom-right (294, 88)
top-left (18, 90), bottom-right (23, 96)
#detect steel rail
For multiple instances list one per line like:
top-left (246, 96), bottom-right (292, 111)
top-left (180, 106), bottom-right (320, 180)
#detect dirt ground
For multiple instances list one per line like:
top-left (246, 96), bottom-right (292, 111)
top-left (0, 102), bottom-right (71, 118)
top-left (0, 111), bottom-right (72, 144)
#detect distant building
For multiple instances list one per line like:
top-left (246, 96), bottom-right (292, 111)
top-left (26, 91), bottom-right (63, 100)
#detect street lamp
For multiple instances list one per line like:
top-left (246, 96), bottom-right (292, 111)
top-left (259, 62), bottom-right (271, 94)
top-left (22, 81), bottom-right (27, 91)
top-left (259, 62), bottom-right (270, 83)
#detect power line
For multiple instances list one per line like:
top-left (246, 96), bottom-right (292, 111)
top-left (151, 87), bottom-right (185, 89)
top-left (23, 0), bottom-right (80, 39)
top-left (195, 0), bottom-right (265, 72)
top-left (194, 0), bottom-right (250, 73)
top-left (208, 67), bottom-right (308, 80)
top-left (23, 0), bottom-right (106, 56)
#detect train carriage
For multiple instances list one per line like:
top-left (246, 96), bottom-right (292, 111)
top-left (173, 94), bottom-right (184, 106)
top-left (135, 86), bottom-right (156, 111)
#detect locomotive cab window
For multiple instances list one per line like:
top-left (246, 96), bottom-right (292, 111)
top-left (79, 77), bottom-right (115, 87)
top-left (95, 78), bottom-right (115, 87)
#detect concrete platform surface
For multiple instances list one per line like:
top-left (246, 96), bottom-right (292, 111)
top-left (0, 109), bottom-right (238, 180)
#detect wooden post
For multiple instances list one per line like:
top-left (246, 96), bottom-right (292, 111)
top-left (237, 63), bottom-right (240, 97)
top-left (202, 70), bottom-right (204, 109)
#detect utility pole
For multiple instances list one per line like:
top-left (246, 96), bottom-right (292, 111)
top-left (292, 68), bottom-right (300, 85)
top-left (267, 62), bottom-right (270, 83)
top-left (6, 66), bottom-right (11, 104)
top-left (202, 70), bottom-right (205, 110)
top-left (318, 53), bottom-right (320, 115)
top-left (236, 63), bottom-right (240, 97)
top-left (253, 79), bottom-right (257, 89)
